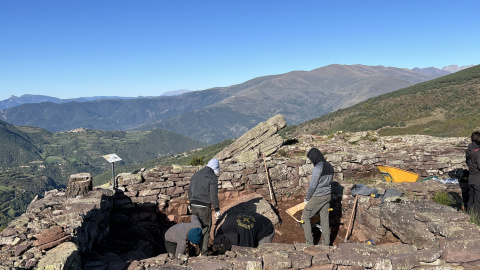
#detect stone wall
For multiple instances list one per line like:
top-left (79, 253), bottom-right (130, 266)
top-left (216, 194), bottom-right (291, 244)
top-left (0, 188), bottom-right (113, 269)
top-left (114, 131), bottom-right (468, 223)
top-left (0, 131), bottom-right (473, 269)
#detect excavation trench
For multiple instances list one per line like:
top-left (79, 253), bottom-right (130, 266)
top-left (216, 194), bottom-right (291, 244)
top-left (81, 188), bottom-right (407, 268)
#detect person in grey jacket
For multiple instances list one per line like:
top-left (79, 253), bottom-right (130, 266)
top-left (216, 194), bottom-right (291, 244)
top-left (164, 215), bottom-right (203, 258)
top-left (301, 148), bottom-right (334, 246)
top-left (188, 158), bottom-right (221, 255)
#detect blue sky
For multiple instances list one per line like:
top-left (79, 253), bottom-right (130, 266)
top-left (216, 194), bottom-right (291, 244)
top-left (1, 1), bottom-right (478, 100)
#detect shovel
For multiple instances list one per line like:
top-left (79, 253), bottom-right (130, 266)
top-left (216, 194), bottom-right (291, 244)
top-left (344, 195), bottom-right (359, 242)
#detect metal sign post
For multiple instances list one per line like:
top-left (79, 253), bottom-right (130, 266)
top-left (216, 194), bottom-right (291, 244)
top-left (102, 153), bottom-right (123, 188)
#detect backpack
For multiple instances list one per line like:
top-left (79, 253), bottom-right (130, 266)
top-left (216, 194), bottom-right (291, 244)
top-left (448, 168), bottom-right (469, 182)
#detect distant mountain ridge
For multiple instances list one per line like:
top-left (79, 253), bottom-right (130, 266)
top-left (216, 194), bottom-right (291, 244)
top-left (0, 94), bottom-right (136, 111)
top-left (0, 65), bottom-right (470, 111)
top-left (412, 65), bottom-right (473, 76)
top-left (0, 64), bottom-right (470, 143)
top-left (161, 89), bottom-right (191, 96)
top-left (285, 64), bottom-right (480, 138)
top-left (0, 90), bottom-right (192, 111)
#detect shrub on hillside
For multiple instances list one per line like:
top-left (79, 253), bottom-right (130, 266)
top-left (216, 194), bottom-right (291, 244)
top-left (190, 156), bottom-right (205, 166)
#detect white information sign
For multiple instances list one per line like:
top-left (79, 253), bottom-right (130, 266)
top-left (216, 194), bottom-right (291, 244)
top-left (103, 153), bottom-right (122, 163)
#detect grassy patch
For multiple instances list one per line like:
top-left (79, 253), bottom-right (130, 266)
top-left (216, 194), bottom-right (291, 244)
top-left (467, 209), bottom-right (480, 226)
top-left (45, 156), bottom-right (63, 163)
top-left (0, 186), bottom-right (13, 192)
top-left (432, 191), bottom-right (454, 206)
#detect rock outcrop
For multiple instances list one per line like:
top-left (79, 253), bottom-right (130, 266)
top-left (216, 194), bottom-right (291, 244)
top-left (214, 114), bottom-right (287, 163)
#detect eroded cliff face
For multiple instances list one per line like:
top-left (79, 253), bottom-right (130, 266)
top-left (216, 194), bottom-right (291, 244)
top-left (0, 114), bottom-right (475, 269)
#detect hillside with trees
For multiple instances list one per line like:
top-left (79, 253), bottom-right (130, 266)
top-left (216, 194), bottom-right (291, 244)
top-left (0, 125), bottom-right (206, 228)
top-left (0, 121), bottom-right (43, 168)
top-left (283, 65), bottom-right (480, 139)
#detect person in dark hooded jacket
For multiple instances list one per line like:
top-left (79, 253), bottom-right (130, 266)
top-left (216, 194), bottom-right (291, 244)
top-left (188, 158), bottom-right (221, 255)
top-left (301, 148), bottom-right (334, 246)
top-left (466, 131), bottom-right (480, 216)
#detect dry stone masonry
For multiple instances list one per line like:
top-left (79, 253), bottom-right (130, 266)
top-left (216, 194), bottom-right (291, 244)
top-left (0, 114), bottom-right (476, 269)
top-left (65, 173), bottom-right (93, 199)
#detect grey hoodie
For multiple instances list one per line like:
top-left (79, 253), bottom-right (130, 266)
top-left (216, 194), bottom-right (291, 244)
top-left (305, 148), bottom-right (334, 200)
top-left (164, 215), bottom-right (202, 257)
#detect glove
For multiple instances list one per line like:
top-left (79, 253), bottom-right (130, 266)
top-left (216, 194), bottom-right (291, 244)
top-left (304, 199), bottom-right (308, 204)
top-left (215, 211), bottom-right (221, 219)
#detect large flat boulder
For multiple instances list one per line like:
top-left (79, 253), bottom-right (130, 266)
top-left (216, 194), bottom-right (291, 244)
top-left (215, 114), bottom-right (286, 163)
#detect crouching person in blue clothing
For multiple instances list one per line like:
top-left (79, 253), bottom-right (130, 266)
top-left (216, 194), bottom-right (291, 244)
top-left (164, 215), bottom-right (203, 258)
top-left (301, 148), bottom-right (334, 246)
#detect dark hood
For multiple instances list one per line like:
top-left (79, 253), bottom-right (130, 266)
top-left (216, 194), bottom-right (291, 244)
top-left (468, 142), bottom-right (480, 151)
top-left (307, 148), bottom-right (326, 166)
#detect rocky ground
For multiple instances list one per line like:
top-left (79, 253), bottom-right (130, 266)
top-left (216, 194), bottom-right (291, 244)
top-left (0, 113), bottom-right (476, 269)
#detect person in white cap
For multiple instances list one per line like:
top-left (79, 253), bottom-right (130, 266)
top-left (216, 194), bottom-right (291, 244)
top-left (188, 158), bottom-right (221, 255)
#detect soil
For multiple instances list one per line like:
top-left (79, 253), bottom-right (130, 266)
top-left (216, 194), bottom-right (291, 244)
top-left (271, 195), bottom-right (403, 247)
top-left (269, 195), bottom-right (346, 246)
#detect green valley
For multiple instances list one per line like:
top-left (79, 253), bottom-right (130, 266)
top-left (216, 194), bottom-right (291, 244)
top-left (0, 125), bottom-right (206, 228)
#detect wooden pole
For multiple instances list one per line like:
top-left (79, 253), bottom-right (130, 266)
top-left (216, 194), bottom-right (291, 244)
top-left (344, 195), bottom-right (359, 242)
top-left (262, 154), bottom-right (277, 206)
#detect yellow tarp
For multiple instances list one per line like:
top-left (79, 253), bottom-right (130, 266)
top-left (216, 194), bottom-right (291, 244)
top-left (377, 165), bottom-right (420, 183)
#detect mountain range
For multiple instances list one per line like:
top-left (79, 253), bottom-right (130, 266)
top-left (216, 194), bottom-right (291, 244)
top-left (0, 64), bottom-right (472, 144)
top-left (0, 63), bottom-right (477, 228)
top-left (412, 64), bottom-right (473, 76)
top-left (284, 64), bottom-right (480, 139)
top-left (0, 95), bottom-right (137, 111)
top-left (0, 90), bottom-right (191, 111)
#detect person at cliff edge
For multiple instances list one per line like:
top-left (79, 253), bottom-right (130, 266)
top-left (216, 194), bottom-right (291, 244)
top-left (164, 215), bottom-right (203, 258)
top-left (188, 158), bottom-right (221, 255)
top-left (212, 213), bottom-right (275, 254)
top-left (466, 131), bottom-right (480, 216)
top-left (301, 148), bottom-right (334, 246)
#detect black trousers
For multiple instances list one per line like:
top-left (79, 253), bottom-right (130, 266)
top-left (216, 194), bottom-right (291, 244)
top-left (190, 205), bottom-right (211, 255)
top-left (459, 181), bottom-right (469, 209)
top-left (468, 183), bottom-right (480, 216)
top-left (165, 240), bottom-right (177, 256)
